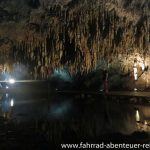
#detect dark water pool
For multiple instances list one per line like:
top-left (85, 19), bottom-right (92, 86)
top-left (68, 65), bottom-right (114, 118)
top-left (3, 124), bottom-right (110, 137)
top-left (0, 91), bottom-right (150, 149)
top-left (0, 92), bottom-right (148, 134)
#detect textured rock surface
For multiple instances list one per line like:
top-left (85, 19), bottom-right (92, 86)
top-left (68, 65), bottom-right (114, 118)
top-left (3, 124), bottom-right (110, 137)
top-left (0, 0), bottom-right (149, 40)
top-left (0, 0), bottom-right (149, 88)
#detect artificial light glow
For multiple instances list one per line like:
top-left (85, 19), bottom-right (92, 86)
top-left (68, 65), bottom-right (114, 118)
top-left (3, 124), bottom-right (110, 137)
top-left (6, 93), bottom-right (8, 98)
top-left (134, 63), bottom-right (137, 67)
top-left (134, 74), bottom-right (138, 80)
top-left (9, 79), bottom-right (15, 84)
top-left (141, 63), bottom-right (145, 71)
top-left (133, 68), bottom-right (137, 74)
top-left (10, 99), bottom-right (14, 107)
top-left (136, 110), bottom-right (140, 122)
top-left (144, 120), bottom-right (148, 125)
top-left (6, 86), bottom-right (9, 89)
top-left (134, 88), bottom-right (137, 92)
top-left (133, 62), bottom-right (138, 80)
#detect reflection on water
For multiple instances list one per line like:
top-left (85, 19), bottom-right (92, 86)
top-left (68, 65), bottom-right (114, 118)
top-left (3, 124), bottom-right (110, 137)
top-left (136, 109), bottom-right (140, 122)
top-left (0, 93), bottom-right (74, 122)
top-left (1, 92), bottom-right (150, 134)
top-left (0, 93), bottom-right (14, 119)
top-left (48, 100), bottom-right (72, 119)
top-left (1, 91), bottom-right (150, 149)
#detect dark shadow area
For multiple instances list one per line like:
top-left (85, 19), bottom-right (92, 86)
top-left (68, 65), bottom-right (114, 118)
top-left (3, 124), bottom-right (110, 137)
top-left (0, 90), bottom-right (149, 149)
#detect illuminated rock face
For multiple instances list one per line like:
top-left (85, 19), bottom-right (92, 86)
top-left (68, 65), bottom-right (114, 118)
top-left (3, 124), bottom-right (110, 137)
top-left (0, 0), bottom-right (149, 87)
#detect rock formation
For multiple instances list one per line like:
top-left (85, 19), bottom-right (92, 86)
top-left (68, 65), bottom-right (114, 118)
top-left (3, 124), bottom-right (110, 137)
top-left (0, 0), bottom-right (149, 88)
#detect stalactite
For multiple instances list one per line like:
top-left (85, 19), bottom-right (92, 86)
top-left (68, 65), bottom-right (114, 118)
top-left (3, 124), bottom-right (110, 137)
top-left (9, 1), bottom-right (149, 78)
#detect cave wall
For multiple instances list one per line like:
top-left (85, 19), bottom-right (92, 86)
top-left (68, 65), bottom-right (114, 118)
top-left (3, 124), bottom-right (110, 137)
top-left (0, 0), bottom-right (149, 86)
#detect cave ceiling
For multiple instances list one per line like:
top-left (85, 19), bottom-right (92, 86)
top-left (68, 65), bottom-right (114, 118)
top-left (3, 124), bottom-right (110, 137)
top-left (0, 0), bottom-right (149, 73)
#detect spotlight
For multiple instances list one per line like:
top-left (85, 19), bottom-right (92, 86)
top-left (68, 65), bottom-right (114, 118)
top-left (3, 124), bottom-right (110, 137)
top-left (10, 99), bottom-right (14, 107)
top-left (9, 79), bottom-right (15, 84)
top-left (134, 88), bottom-right (137, 92)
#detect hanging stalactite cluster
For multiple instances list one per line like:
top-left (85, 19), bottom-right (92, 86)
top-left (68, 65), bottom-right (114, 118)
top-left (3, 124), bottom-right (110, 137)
top-left (11, 0), bottom-right (150, 79)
